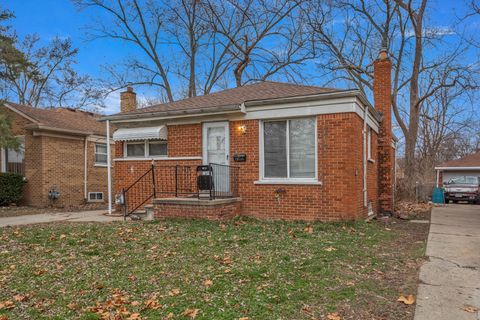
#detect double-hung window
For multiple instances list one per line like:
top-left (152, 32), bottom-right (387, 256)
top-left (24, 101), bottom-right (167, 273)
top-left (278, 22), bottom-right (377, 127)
top-left (94, 143), bottom-right (108, 165)
top-left (261, 117), bottom-right (316, 181)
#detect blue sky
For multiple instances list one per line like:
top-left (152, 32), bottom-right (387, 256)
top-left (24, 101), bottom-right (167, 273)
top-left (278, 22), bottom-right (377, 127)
top-left (2, 0), bottom-right (478, 115)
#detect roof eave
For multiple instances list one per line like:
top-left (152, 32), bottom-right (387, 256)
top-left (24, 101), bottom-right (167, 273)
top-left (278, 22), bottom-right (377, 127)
top-left (3, 103), bottom-right (40, 124)
top-left (99, 104), bottom-right (244, 122)
top-left (435, 166), bottom-right (480, 170)
top-left (25, 123), bottom-right (94, 136)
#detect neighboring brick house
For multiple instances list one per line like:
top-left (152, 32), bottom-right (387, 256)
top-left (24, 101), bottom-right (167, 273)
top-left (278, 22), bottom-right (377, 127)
top-left (0, 103), bottom-right (114, 208)
top-left (102, 49), bottom-right (396, 221)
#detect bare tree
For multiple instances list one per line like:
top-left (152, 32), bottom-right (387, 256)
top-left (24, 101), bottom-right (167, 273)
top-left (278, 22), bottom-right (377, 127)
top-left (305, 0), bottom-right (479, 198)
top-left (0, 35), bottom-right (103, 109)
top-left (75, 0), bottom-right (313, 100)
top-left (206, 0), bottom-right (313, 87)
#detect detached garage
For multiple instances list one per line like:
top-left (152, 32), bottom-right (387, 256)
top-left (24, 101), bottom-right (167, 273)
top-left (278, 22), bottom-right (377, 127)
top-left (435, 151), bottom-right (480, 204)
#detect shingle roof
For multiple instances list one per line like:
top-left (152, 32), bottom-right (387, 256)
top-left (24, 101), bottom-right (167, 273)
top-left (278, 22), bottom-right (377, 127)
top-left (437, 151), bottom-right (480, 167)
top-left (4, 102), bottom-right (108, 136)
top-left (121, 81), bottom-right (339, 116)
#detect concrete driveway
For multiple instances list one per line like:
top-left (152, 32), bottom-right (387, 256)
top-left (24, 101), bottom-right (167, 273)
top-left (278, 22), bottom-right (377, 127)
top-left (415, 204), bottom-right (480, 320)
top-left (0, 210), bottom-right (123, 228)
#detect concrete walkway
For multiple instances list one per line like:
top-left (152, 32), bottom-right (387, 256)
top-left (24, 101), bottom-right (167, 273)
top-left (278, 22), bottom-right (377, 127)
top-left (0, 210), bottom-right (123, 227)
top-left (415, 204), bottom-right (480, 320)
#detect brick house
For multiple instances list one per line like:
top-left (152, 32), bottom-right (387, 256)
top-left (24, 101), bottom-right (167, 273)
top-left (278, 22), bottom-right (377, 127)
top-left (102, 49), bottom-right (395, 221)
top-left (0, 102), bottom-right (114, 208)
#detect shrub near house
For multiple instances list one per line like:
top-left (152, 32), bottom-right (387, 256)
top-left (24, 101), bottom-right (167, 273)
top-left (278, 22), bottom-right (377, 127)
top-left (0, 172), bottom-right (25, 205)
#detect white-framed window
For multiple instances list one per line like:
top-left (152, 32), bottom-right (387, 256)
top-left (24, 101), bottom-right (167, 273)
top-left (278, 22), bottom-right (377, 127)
top-left (148, 141), bottom-right (167, 156)
top-left (367, 127), bottom-right (373, 160)
top-left (125, 141), bottom-right (146, 157)
top-left (2, 136), bottom-right (25, 176)
top-left (124, 140), bottom-right (167, 158)
top-left (88, 192), bottom-right (104, 202)
top-left (260, 117), bottom-right (317, 181)
top-left (94, 143), bottom-right (108, 165)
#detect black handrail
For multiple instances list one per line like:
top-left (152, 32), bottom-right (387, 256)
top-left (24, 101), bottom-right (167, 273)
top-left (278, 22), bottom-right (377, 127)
top-left (122, 163), bottom-right (239, 219)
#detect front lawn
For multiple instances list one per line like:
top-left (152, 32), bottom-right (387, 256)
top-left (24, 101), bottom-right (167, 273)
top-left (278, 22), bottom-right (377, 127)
top-left (0, 217), bottom-right (428, 319)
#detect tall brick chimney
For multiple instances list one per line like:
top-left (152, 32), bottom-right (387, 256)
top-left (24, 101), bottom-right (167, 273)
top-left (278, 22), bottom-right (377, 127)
top-left (374, 48), bottom-right (395, 216)
top-left (120, 86), bottom-right (137, 113)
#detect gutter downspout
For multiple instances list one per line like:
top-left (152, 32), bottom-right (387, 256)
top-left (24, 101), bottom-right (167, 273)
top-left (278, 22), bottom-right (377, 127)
top-left (363, 105), bottom-right (368, 208)
top-left (436, 169), bottom-right (440, 188)
top-left (106, 120), bottom-right (112, 215)
top-left (84, 137), bottom-right (88, 201)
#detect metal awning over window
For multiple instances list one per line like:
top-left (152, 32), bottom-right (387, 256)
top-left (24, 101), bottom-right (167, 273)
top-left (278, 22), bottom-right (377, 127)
top-left (113, 126), bottom-right (167, 141)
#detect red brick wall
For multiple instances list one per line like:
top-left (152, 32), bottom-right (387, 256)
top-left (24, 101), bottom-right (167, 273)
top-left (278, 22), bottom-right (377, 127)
top-left (230, 114), bottom-right (370, 221)
top-left (154, 200), bottom-right (241, 220)
top-left (167, 124), bottom-right (202, 157)
top-left (114, 113), bottom-right (377, 221)
top-left (374, 56), bottom-right (395, 215)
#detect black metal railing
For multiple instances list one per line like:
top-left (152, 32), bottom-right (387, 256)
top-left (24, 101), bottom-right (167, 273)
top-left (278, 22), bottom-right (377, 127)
top-left (122, 163), bottom-right (239, 218)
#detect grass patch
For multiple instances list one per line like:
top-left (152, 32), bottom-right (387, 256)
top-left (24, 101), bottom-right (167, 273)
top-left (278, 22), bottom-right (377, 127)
top-left (0, 217), bottom-right (426, 319)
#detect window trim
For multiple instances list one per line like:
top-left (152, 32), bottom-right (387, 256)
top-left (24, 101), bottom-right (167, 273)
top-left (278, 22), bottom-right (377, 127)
top-left (94, 143), bottom-right (108, 166)
top-left (124, 140), bottom-right (167, 158)
top-left (259, 117), bottom-right (318, 183)
top-left (88, 192), bottom-right (104, 202)
top-left (367, 127), bottom-right (375, 162)
top-left (147, 140), bottom-right (168, 157)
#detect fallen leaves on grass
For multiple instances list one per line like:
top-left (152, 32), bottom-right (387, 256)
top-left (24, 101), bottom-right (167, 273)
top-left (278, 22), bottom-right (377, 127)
top-left (304, 225), bottom-right (313, 233)
top-left (0, 301), bottom-right (14, 310)
top-left (203, 279), bottom-right (213, 288)
top-left (66, 302), bottom-right (77, 310)
top-left (168, 288), bottom-right (181, 296)
top-left (397, 294), bottom-right (416, 305)
top-left (324, 246), bottom-right (337, 252)
top-left (182, 308), bottom-right (200, 318)
top-left (326, 312), bottom-right (341, 320)
top-left (12, 295), bottom-right (27, 302)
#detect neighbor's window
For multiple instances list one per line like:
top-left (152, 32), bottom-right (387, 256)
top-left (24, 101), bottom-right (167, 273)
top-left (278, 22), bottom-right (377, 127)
top-left (148, 141), bottom-right (167, 157)
top-left (126, 142), bottom-right (146, 157)
top-left (88, 192), bottom-right (104, 202)
top-left (4, 136), bottom-right (25, 176)
top-left (262, 118), bottom-right (316, 179)
top-left (94, 143), bottom-right (108, 165)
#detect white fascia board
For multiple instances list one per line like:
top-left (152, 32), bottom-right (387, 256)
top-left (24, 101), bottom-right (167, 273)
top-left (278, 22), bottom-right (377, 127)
top-left (112, 96), bottom-right (380, 127)
top-left (434, 166), bottom-right (480, 170)
top-left (109, 110), bottom-right (243, 124)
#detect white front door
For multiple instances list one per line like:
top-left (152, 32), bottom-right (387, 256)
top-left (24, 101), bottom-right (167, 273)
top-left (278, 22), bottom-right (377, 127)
top-left (203, 122), bottom-right (230, 195)
top-left (203, 122), bottom-right (229, 165)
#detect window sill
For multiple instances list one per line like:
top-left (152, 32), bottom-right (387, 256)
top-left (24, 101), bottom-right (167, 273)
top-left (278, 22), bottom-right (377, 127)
top-left (368, 158), bottom-right (375, 163)
top-left (254, 180), bottom-right (322, 185)
top-left (94, 163), bottom-right (110, 167)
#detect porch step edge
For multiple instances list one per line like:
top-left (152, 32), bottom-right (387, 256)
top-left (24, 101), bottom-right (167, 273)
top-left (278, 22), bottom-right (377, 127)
top-left (153, 197), bottom-right (242, 206)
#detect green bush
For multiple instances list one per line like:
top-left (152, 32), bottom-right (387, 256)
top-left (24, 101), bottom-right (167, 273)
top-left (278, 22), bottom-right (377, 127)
top-left (0, 173), bottom-right (25, 206)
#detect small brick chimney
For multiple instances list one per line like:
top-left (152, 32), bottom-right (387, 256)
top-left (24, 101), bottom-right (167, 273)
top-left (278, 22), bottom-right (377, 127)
top-left (120, 86), bottom-right (137, 113)
top-left (374, 48), bottom-right (395, 216)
